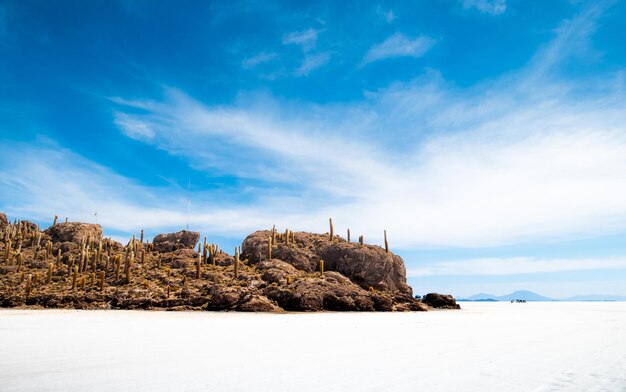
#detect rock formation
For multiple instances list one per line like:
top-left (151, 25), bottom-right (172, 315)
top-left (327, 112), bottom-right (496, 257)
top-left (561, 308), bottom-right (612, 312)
top-left (242, 230), bottom-right (412, 294)
top-left (153, 230), bottom-right (200, 252)
top-left (45, 222), bottom-right (103, 244)
top-left (0, 213), bottom-right (456, 312)
top-left (0, 212), bottom-right (7, 230)
top-left (422, 293), bottom-right (461, 309)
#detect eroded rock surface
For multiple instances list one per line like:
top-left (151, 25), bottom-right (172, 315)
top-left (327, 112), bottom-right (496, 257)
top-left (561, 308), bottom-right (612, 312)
top-left (45, 222), bottom-right (102, 244)
top-left (242, 230), bottom-right (412, 295)
top-left (153, 230), bottom-right (200, 252)
top-left (422, 293), bottom-right (461, 309)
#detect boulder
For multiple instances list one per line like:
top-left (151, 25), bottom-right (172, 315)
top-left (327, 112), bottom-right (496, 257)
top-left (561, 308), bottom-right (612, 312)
top-left (422, 293), bottom-right (461, 309)
top-left (237, 295), bottom-right (282, 312)
top-left (21, 220), bottom-right (40, 232)
top-left (153, 230), bottom-right (200, 252)
top-left (0, 212), bottom-right (7, 229)
top-left (45, 222), bottom-right (102, 244)
top-left (265, 276), bottom-right (376, 311)
top-left (242, 230), bottom-right (412, 295)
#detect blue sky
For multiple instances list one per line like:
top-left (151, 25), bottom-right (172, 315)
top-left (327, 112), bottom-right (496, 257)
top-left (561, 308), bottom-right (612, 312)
top-left (2, 0), bottom-right (626, 298)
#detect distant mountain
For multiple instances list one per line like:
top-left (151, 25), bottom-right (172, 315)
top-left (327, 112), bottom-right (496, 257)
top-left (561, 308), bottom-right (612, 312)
top-left (461, 290), bottom-right (554, 302)
top-left (497, 290), bottom-right (553, 302)
top-left (461, 291), bottom-right (626, 302)
top-left (466, 293), bottom-right (499, 301)
top-left (564, 295), bottom-right (626, 302)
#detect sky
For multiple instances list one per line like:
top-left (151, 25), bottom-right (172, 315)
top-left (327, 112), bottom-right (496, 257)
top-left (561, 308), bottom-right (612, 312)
top-left (1, 0), bottom-right (626, 298)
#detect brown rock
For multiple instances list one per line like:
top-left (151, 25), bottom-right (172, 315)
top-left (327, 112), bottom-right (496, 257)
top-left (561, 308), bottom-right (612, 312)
top-left (242, 230), bottom-right (412, 295)
top-left (265, 276), bottom-right (376, 311)
top-left (21, 220), bottom-right (40, 232)
top-left (153, 230), bottom-right (200, 252)
top-left (422, 293), bottom-right (461, 309)
top-left (45, 222), bottom-right (102, 244)
top-left (237, 295), bottom-right (282, 312)
top-left (0, 212), bottom-right (8, 229)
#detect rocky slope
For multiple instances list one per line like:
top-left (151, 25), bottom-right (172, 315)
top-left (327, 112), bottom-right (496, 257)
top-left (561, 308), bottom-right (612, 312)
top-left (0, 214), bottom-right (456, 311)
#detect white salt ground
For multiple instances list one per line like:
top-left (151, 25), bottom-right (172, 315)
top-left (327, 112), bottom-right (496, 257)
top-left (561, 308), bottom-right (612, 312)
top-left (0, 302), bottom-right (625, 392)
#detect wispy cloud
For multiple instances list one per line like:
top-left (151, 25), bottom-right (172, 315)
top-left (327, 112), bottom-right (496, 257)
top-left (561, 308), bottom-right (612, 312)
top-left (3, 1), bottom-right (625, 254)
top-left (113, 112), bottom-right (155, 140)
top-left (409, 256), bottom-right (626, 277)
top-left (242, 51), bottom-right (277, 69)
top-left (376, 6), bottom-right (397, 23)
top-left (462, 0), bottom-right (507, 15)
top-left (295, 52), bottom-right (330, 76)
top-left (282, 28), bottom-right (318, 51)
top-left (362, 33), bottom-right (436, 65)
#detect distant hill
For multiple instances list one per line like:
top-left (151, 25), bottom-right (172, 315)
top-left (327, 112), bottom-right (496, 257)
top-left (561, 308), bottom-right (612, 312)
top-left (497, 290), bottom-right (553, 302)
top-left (461, 291), bottom-right (626, 302)
top-left (461, 290), bottom-right (554, 302)
top-left (564, 295), bottom-right (626, 302)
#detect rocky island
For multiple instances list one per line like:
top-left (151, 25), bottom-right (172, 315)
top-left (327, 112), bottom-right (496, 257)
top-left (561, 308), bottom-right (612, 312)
top-left (0, 212), bottom-right (459, 311)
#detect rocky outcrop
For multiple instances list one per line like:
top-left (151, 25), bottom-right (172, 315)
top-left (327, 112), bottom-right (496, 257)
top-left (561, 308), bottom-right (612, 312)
top-left (242, 230), bottom-right (412, 295)
top-left (0, 215), bottom-right (446, 312)
top-left (45, 222), bottom-right (102, 244)
top-left (153, 230), bottom-right (200, 252)
top-left (0, 212), bottom-right (8, 229)
top-left (422, 293), bottom-right (461, 309)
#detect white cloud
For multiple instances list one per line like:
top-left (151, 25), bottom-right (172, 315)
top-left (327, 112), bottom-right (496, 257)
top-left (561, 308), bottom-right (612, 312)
top-left (242, 52), bottom-right (277, 69)
top-left (362, 33), bottom-right (436, 65)
top-left (409, 257), bottom-right (626, 277)
top-left (462, 0), bottom-right (506, 15)
top-left (282, 28), bottom-right (318, 51)
top-left (113, 112), bottom-right (155, 140)
top-left (376, 7), bottom-right (397, 23)
top-left (3, 1), bottom-right (625, 253)
top-left (295, 52), bottom-right (330, 76)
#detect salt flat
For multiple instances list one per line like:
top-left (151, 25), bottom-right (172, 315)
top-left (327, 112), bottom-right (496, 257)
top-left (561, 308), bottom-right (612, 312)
top-left (0, 302), bottom-right (625, 392)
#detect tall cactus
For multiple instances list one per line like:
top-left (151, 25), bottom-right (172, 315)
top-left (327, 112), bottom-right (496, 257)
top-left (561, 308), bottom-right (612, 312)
top-left (329, 218), bottom-right (334, 241)
top-left (384, 230), bottom-right (389, 253)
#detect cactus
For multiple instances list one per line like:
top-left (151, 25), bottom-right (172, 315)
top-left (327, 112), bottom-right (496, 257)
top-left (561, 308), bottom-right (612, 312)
top-left (347, 228), bottom-right (351, 242)
top-left (384, 230), bottom-right (389, 253)
top-left (267, 236), bottom-right (272, 259)
top-left (140, 229), bottom-right (144, 243)
top-left (234, 247), bottom-right (240, 279)
top-left (90, 272), bottom-right (96, 287)
top-left (26, 274), bottom-right (32, 296)
top-left (71, 266), bottom-right (78, 290)
top-left (319, 259), bottom-right (324, 276)
top-left (56, 249), bottom-right (61, 266)
top-left (46, 263), bottom-right (53, 284)
top-left (99, 271), bottom-right (105, 291)
top-left (196, 252), bottom-right (201, 279)
top-left (115, 256), bottom-right (121, 280)
top-left (359, 235), bottom-right (364, 246)
top-left (80, 274), bottom-right (86, 290)
top-left (141, 249), bottom-right (145, 265)
top-left (329, 218), bottom-right (334, 241)
top-left (3, 240), bottom-right (10, 263)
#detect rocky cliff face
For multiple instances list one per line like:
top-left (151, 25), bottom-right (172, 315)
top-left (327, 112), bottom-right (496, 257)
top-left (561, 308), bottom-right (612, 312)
top-left (242, 230), bottom-right (412, 295)
top-left (0, 213), bottom-right (454, 312)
